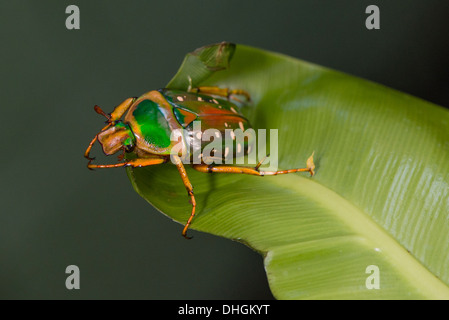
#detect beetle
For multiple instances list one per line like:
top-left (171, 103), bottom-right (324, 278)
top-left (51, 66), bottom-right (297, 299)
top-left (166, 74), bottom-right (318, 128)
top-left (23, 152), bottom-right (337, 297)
top-left (85, 86), bottom-right (315, 238)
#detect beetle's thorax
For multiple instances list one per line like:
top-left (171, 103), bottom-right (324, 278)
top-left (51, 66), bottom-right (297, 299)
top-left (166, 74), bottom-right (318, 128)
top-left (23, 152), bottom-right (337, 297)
top-left (121, 90), bottom-right (182, 156)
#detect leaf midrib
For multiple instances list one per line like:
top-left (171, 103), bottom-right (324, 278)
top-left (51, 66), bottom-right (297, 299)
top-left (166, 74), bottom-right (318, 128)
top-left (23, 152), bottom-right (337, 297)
top-left (261, 174), bottom-right (449, 299)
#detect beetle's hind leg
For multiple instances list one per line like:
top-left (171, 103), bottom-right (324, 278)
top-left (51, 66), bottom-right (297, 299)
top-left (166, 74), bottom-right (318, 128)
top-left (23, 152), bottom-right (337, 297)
top-left (192, 153), bottom-right (315, 177)
top-left (172, 155), bottom-right (197, 239)
top-left (190, 86), bottom-right (251, 103)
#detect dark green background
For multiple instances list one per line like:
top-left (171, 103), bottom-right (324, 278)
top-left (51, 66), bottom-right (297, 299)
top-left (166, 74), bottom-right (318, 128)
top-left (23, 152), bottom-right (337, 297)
top-left (1, 0), bottom-right (448, 299)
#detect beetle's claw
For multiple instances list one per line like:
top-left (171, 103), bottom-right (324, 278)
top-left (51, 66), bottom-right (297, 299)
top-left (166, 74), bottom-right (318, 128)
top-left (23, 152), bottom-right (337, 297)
top-left (182, 233), bottom-right (193, 240)
top-left (87, 158), bottom-right (96, 170)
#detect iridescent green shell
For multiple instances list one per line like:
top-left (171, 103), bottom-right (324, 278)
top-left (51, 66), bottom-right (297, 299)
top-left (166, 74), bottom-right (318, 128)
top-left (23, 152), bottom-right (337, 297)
top-left (131, 99), bottom-right (172, 149)
top-left (123, 89), bottom-right (253, 160)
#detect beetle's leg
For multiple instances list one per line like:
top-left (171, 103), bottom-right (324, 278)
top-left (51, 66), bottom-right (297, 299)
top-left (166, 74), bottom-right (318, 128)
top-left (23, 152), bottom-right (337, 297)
top-left (87, 157), bottom-right (167, 169)
top-left (192, 153), bottom-right (315, 177)
top-left (172, 155), bottom-right (196, 239)
top-left (190, 86), bottom-right (251, 102)
top-left (109, 97), bottom-right (136, 121)
top-left (84, 123), bottom-right (111, 161)
top-left (117, 147), bottom-right (126, 162)
top-left (84, 97), bottom-right (136, 161)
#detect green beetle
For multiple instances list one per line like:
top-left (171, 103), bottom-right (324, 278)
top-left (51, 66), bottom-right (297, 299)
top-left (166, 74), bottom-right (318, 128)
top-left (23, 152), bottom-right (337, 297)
top-left (85, 86), bottom-right (315, 238)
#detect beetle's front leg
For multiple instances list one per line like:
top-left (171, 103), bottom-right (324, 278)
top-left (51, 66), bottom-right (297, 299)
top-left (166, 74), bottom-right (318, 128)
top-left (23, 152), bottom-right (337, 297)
top-left (109, 97), bottom-right (137, 121)
top-left (190, 86), bottom-right (251, 102)
top-left (172, 155), bottom-right (196, 239)
top-left (87, 156), bottom-right (167, 169)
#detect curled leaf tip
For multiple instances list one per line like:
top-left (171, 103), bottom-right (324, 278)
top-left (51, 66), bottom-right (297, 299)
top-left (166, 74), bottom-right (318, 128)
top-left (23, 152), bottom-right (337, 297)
top-left (307, 152), bottom-right (315, 176)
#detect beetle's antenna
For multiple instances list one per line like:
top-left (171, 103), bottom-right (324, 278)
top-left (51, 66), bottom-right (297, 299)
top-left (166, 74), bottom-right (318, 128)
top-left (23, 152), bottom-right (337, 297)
top-left (94, 105), bottom-right (111, 121)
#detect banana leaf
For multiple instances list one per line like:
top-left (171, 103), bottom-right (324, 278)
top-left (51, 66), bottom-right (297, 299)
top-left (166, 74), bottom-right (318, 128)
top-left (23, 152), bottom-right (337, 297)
top-left (126, 43), bottom-right (449, 299)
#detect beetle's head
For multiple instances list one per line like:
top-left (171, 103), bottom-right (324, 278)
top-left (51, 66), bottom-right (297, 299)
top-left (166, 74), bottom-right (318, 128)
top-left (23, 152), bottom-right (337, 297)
top-left (97, 122), bottom-right (136, 155)
top-left (84, 105), bottom-right (137, 169)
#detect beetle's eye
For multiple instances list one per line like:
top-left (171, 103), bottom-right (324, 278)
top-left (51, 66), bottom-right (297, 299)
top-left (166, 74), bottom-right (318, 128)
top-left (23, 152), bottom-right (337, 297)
top-left (125, 144), bottom-right (135, 153)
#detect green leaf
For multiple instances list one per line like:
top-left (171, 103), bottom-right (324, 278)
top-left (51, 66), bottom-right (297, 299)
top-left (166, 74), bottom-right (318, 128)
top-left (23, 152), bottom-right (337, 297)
top-left (127, 43), bottom-right (449, 299)
top-left (166, 42), bottom-right (235, 90)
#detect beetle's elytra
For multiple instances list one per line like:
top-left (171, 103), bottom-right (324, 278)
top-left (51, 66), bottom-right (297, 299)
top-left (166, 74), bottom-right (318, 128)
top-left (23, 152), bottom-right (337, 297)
top-left (85, 86), bottom-right (315, 238)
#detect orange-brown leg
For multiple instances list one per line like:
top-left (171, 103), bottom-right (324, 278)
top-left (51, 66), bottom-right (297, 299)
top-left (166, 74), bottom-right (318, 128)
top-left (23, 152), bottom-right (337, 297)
top-left (192, 153), bottom-right (315, 176)
top-left (172, 155), bottom-right (196, 239)
top-left (84, 123), bottom-right (111, 161)
top-left (109, 97), bottom-right (136, 120)
top-left (87, 157), bottom-right (167, 169)
top-left (190, 86), bottom-right (251, 102)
